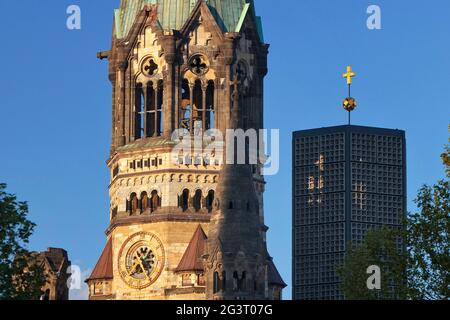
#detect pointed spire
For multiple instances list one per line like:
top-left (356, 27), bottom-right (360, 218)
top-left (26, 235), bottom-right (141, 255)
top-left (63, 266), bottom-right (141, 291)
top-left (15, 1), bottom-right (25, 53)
top-left (87, 238), bottom-right (113, 281)
top-left (176, 225), bottom-right (208, 273)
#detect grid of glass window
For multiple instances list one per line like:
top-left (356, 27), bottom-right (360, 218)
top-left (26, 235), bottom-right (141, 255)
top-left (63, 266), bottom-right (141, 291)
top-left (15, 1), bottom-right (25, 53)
top-left (295, 225), bottom-right (319, 255)
top-left (294, 136), bottom-right (320, 166)
top-left (294, 285), bottom-right (319, 300)
top-left (351, 133), bottom-right (377, 162)
top-left (295, 193), bottom-right (345, 226)
top-left (295, 256), bottom-right (319, 286)
top-left (322, 163), bottom-right (345, 193)
top-left (351, 192), bottom-right (378, 223)
top-left (320, 133), bottom-right (345, 163)
top-left (319, 223), bottom-right (345, 254)
top-left (378, 195), bottom-right (403, 225)
top-left (294, 166), bottom-right (320, 196)
top-left (351, 162), bottom-right (377, 193)
top-left (377, 165), bottom-right (403, 195)
top-left (295, 195), bottom-right (320, 225)
top-left (351, 222), bottom-right (380, 243)
top-left (319, 283), bottom-right (345, 300)
top-left (294, 127), bottom-right (405, 300)
top-left (320, 253), bottom-right (344, 284)
top-left (320, 193), bottom-right (345, 223)
top-left (377, 135), bottom-right (403, 165)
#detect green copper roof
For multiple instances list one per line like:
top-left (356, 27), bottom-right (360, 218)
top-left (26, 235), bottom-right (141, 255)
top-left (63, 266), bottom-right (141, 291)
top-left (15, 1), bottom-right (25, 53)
top-left (115, 0), bottom-right (264, 42)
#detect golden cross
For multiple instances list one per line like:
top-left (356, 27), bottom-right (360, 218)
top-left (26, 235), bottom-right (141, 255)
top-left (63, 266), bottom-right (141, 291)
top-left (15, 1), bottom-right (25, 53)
top-left (343, 66), bottom-right (356, 85)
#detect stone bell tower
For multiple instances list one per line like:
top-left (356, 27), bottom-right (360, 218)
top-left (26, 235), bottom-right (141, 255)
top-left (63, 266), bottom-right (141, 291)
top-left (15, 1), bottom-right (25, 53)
top-left (86, 0), bottom-right (285, 300)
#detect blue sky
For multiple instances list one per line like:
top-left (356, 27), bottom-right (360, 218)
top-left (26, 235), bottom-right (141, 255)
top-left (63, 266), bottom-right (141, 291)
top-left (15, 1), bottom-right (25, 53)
top-left (0, 0), bottom-right (449, 300)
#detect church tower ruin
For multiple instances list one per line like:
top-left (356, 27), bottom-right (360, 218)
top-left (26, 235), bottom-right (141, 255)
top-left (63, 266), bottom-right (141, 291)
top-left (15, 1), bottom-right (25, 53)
top-left (86, 0), bottom-right (285, 300)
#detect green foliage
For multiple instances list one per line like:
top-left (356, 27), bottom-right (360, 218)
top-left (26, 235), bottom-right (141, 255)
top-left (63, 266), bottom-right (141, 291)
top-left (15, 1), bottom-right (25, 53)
top-left (0, 183), bottom-right (46, 300)
top-left (338, 227), bottom-right (408, 300)
top-left (441, 131), bottom-right (449, 176)
top-left (407, 174), bottom-right (449, 299)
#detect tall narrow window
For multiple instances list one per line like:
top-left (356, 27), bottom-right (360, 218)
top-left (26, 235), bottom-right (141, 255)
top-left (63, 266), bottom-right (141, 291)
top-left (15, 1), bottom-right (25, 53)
top-left (146, 82), bottom-right (155, 137)
top-left (233, 271), bottom-right (239, 291)
top-left (111, 206), bottom-right (118, 219)
top-left (140, 192), bottom-right (149, 212)
top-left (206, 190), bottom-right (215, 213)
top-left (157, 80), bottom-right (164, 135)
top-left (213, 272), bottom-right (219, 294)
top-left (135, 84), bottom-right (144, 139)
top-left (193, 190), bottom-right (202, 212)
top-left (206, 80), bottom-right (215, 129)
top-left (238, 272), bottom-right (246, 291)
top-left (222, 271), bottom-right (227, 291)
top-left (130, 193), bottom-right (138, 215)
top-left (198, 273), bottom-right (205, 286)
top-left (192, 80), bottom-right (203, 125)
top-left (180, 79), bottom-right (191, 130)
top-left (150, 190), bottom-right (160, 213)
top-left (181, 189), bottom-right (189, 212)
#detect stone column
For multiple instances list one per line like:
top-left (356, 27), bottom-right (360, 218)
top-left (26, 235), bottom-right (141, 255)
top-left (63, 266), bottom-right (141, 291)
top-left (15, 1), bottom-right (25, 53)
top-left (162, 34), bottom-right (178, 139)
top-left (110, 80), bottom-right (117, 155)
top-left (118, 61), bottom-right (128, 147)
top-left (221, 33), bottom-right (238, 132)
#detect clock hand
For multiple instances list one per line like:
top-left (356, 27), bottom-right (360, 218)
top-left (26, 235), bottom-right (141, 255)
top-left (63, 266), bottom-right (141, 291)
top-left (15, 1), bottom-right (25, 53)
top-left (128, 252), bottom-right (143, 276)
top-left (138, 260), bottom-right (150, 280)
top-left (128, 259), bottom-right (140, 276)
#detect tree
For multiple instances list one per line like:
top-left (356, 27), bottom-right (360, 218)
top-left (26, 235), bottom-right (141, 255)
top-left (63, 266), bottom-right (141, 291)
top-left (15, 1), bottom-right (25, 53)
top-left (0, 183), bottom-right (46, 300)
top-left (407, 134), bottom-right (449, 300)
top-left (338, 227), bottom-right (408, 300)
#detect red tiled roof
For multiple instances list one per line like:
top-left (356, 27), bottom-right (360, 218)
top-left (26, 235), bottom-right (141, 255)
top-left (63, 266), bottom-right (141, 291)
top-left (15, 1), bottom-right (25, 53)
top-left (87, 238), bottom-right (113, 281)
top-left (175, 225), bottom-right (207, 273)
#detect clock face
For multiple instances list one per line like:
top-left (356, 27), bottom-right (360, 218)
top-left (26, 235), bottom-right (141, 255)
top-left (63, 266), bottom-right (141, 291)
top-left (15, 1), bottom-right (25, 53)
top-left (118, 232), bottom-right (165, 289)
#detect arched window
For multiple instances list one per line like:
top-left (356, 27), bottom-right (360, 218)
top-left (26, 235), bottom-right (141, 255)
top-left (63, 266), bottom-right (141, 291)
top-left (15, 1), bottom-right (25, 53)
top-left (192, 80), bottom-right (203, 124)
top-left (157, 80), bottom-right (164, 135)
top-left (193, 190), bottom-right (202, 212)
top-left (222, 271), bottom-right (227, 291)
top-left (239, 272), bottom-right (246, 291)
top-left (180, 79), bottom-right (191, 130)
top-left (233, 271), bottom-right (246, 291)
top-left (130, 193), bottom-right (138, 215)
top-left (198, 273), bottom-right (205, 286)
top-left (206, 80), bottom-right (215, 129)
top-left (135, 84), bottom-right (144, 139)
top-left (43, 289), bottom-right (50, 300)
top-left (150, 190), bottom-right (160, 213)
top-left (206, 190), bottom-right (215, 213)
top-left (140, 192), bottom-right (149, 212)
top-left (181, 189), bottom-right (189, 212)
top-left (182, 274), bottom-right (192, 287)
top-left (228, 201), bottom-right (234, 210)
top-left (145, 81), bottom-right (155, 137)
top-left (233, 271), bottom-right (239, 291)
top-left (213, 272), bottom-right (219, 294)
top-left (135, 80), bottom-right (163, 139)
top-left (111, 206), bottom-right (118, 219)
